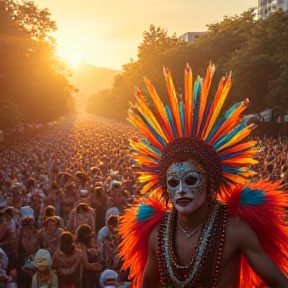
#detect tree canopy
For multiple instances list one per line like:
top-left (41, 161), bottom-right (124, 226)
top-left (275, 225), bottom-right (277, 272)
top-left (87, 8), bottom-right (288, 121)
top-left (0, 0), bottom-right (76, 131)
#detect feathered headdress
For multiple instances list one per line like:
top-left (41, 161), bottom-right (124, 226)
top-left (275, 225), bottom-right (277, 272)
top-left (129, 63), bottom-right (258, 199)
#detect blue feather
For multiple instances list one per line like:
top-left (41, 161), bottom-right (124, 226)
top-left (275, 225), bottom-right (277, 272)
top-left (205, 101), bottom-right (242, 144)
top-left (218, 146), bottom-right (255, 161)
top-left (136, 203), bottom-right (156, 221)
top-left (212, 120), bottom-right (247, 151)
top-left (165, 105), bottom-right (177, 137)
top-left (192, 78), bottom-right (202, 137)
top-left (140, 138), bottom-right (162, 157)
top-left (240, 186), bottom-right (265, 205)
top-left (132, 108), bottom-right (166, 147)
top-left (222, 166), bottom-right (245, 174)
top-left (153, 106), bottom-right (171, 143)
top-left (180, 102), bottom-right (185, 136)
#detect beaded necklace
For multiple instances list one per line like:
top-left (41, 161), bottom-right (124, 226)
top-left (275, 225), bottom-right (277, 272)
top-left (157, 199), bottom-right (227, 287)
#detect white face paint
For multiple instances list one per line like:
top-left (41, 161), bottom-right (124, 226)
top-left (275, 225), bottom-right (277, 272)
top-left (166, 160), bottom-right (206, 214)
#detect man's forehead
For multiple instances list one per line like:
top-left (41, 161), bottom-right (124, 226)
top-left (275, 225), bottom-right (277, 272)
top-left (167, 159), bottom-right (204, 176)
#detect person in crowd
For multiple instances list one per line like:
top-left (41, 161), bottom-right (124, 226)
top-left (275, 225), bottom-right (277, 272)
top-left (93, 185), bottom-right (107, 234)
top-left (17, 206), bottom-right (38, 288)
top-left (52, 230), bottom-right (102, 287)
top-left (99, 269), bottom-right (119, 288)
top-left (37, 216), bottom-right (63, 257)
top-left (75, 224), bottom-right (102, 287)
top-left (75, 171), bottom-right (91, 193)
top-left (25, 178), bottom-right (37, 198)
top-left (0, 207), bottom-right (17, 275)
top-left (45, 182), bottom-right (62, 216)
top-left (99, 214), bottom-right (121, 272)
top-left (67, 202), bottom-right (95, 235)
top-left (32, 249), bottom-right (58, 288)
top-left (97, 207), bottom-right (120, 244)
top-left (52, 231), bottom-right (82, 288)
top-left (44, 205), bottom-right (66, 230)
top-left (0, 248), bottom-right (11, 288)
top-left (30, 188), bottom-right (45, 228)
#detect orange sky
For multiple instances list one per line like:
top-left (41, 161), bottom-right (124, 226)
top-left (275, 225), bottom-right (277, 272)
top-left (33, 0), bottom-right (258, 70)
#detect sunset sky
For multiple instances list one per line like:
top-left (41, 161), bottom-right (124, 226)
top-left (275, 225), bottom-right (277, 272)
top-left (33, 0), bottom-right (258, 70)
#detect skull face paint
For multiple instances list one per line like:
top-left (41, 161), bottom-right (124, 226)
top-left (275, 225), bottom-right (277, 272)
top-left (166, 160), bottom-right (206, 214)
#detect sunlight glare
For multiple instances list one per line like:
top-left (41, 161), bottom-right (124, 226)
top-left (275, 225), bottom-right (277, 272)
top-left (59, 47), bottom-right (86, 67)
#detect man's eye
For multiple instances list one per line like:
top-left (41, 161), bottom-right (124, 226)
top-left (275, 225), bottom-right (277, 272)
top-left (185, 176), bottom-right (199, 186)
top-left (168, 179), bottom-right (180, 188)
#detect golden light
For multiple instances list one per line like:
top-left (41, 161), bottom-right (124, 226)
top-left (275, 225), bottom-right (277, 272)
top-left (62, 50), bottom-right (85, 66)
top-left (58, 46), bottom-right (86, 67)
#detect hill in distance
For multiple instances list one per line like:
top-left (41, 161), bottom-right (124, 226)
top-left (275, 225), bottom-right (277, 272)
top-left (69, 62), bottom-right (121, 96)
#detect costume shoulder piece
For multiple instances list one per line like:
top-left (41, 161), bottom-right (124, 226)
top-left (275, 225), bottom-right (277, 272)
top-left (226, 180), bottom-right (288, 287)
top-left (118, 197), bottom-right (168, 287)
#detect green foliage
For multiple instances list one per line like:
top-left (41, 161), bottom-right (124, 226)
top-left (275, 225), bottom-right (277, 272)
top-left (227, 10), bottom-right (288, 113)
top-left (0, 0), bottom-right (76, 131)
top-left (87, 9), bottom-right (288, 121)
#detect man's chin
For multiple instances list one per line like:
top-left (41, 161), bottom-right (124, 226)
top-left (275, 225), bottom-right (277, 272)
top-left (175, 204), bottom-right (196, 214)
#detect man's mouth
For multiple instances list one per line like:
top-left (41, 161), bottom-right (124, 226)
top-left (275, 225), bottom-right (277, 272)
top-left (176, 198), bottom-right (193, 207)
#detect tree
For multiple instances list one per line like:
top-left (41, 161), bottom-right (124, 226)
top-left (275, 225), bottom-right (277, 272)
top-left (226, 10), bottom-right (288, 113)
top-left (0, 0), bottom-right (75, 130)
top-left (87, 9), bottom-right (288, 122)
top-left (87, 25), bottom-right (184, 119)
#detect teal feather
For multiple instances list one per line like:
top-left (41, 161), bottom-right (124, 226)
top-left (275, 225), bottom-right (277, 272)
top-left (206, 101), bottom-right (242, 144)
top-left (240, 186), bottom-right (265, 205)
top-left (180, 102), bottom-right (185, 136)
top-left (218, 146), bottom-right (255, 161)
top-left (212, 120), bottom-right (247, 151)
top-left (132, 108), bottom-right (166, 147)
top-left (165, 105), bottom-right (177, 137)
top-left (136, 203), bottom-right (156, 221)
top-left (192, 78), bottom-right (202, 137)
top-left (140, 138), bottom-right (162, 157)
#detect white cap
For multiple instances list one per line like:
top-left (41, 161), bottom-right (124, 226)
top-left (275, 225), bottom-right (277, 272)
top-left (99, 269), bottom-right (118, 288)
top-left (97, 226), bottom-right (108, 243)
top-left (21, 206), bottom-right (34, 220)
top-left (105, 207), bottom-right (120, 223)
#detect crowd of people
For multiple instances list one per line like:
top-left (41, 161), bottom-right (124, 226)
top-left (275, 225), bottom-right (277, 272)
top-left (0, 113), bottom-right (287, 287)
top-left (0, 114), bottom-right (140, 288)
top-left (254, 135), bottom-right (288, 189)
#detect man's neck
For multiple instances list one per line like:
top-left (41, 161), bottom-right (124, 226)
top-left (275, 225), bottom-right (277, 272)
top-left (176, 201), bottom-right (210, 231)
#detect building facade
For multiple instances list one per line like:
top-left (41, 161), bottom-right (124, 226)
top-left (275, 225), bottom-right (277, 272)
top-left (179, 32), bottom-right (206, 43)
top-left (258, 0), bottom-right (288, 18)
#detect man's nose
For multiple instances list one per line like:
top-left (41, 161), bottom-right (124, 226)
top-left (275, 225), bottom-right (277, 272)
top-left (177, 181), bottom-right (186, 196)
top-left (178, 191), bottom-right (186, 196)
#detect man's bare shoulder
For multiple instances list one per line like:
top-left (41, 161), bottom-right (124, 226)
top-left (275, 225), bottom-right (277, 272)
top-left (225, 215), bottom-right (258, 249)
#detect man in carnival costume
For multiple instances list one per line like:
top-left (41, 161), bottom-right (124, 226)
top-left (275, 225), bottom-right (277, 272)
top-left (118, 64), bottom-right (288, 288)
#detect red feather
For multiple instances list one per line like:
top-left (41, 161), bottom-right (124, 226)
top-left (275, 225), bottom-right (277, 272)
top-left (118, 198), bottom-right (168, 287)
top-left (227, 180), bottom-right (288, 287)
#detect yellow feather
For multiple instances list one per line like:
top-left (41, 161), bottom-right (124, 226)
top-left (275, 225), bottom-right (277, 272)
top-left (164, 67), bottom-right (183, 137)
top-left (184, 63), bottom-right (193, 136)
top-left (203, 76), bottom-right (232, 140)
top-left (144, 77), bottom-right (173, 141)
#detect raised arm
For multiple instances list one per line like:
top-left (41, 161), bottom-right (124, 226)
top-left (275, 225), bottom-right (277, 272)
top-left (141, 226), bottom-right (161, 288)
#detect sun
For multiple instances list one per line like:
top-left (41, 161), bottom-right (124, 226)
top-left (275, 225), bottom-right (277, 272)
top-left (58, 47), bottom-right (86, 67)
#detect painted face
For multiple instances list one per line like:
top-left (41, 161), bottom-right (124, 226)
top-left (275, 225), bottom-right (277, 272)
top-left (166, 160), bottom-right (206, 214)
